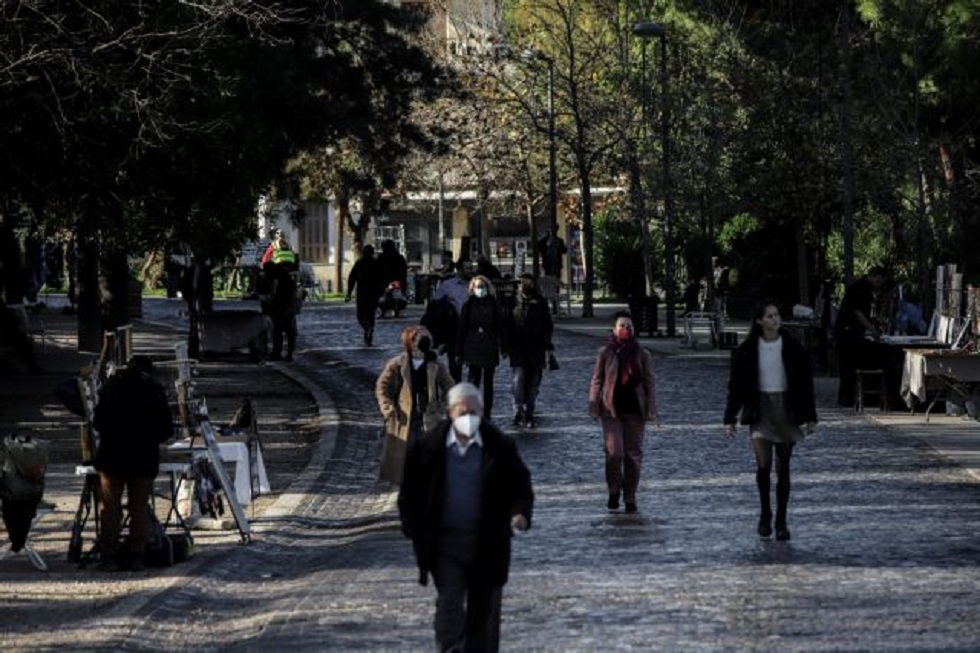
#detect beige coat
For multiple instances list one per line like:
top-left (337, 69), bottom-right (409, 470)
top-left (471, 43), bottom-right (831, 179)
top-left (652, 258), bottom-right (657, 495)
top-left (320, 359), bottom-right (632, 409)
top-left (375, 353), bottom-right (454, 484)
top-left (588, 344), bottom-right (657, 420)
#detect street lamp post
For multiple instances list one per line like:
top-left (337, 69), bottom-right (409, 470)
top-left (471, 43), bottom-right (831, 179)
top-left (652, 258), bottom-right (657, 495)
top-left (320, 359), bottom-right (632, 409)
top-left (522, 49), bottom-right (559, 279)
top-left (632, 20), bottom-right (677, 337)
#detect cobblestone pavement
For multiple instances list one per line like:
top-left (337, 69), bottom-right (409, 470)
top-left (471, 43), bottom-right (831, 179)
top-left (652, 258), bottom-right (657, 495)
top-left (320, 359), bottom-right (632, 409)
top-left (3, 298), bottom-right (980, 651)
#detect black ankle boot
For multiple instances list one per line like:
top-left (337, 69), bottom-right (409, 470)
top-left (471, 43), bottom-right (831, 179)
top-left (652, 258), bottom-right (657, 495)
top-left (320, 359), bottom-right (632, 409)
top-left (607, 492), bottom-right (620, 510)
top-left (775, 516), bottom-right (791, 541)
top-left (758, 512), bottom-right (773, 539)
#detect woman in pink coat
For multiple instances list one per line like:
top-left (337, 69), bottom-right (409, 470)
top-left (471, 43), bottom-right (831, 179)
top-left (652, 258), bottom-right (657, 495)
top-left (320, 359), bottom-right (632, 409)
top-left (589, 311), bottom-right (657, 513)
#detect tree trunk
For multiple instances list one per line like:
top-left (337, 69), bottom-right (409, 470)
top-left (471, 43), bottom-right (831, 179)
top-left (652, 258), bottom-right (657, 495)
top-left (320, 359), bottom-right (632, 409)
top-left (75, 221), bottom-right (103, 354)
top-left (580, 163), bottom-right (595, 318)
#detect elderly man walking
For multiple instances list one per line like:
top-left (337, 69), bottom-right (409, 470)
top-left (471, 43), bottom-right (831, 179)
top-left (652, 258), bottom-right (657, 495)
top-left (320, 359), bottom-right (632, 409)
top-left (398, 382), bottom-right (534, 652)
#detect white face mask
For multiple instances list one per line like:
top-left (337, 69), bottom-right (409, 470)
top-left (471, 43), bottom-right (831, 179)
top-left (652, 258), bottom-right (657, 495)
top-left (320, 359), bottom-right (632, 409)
top-left (452, 414), bottom-right (481, 437)
top-left (474, 287), bottom-right (488, 298)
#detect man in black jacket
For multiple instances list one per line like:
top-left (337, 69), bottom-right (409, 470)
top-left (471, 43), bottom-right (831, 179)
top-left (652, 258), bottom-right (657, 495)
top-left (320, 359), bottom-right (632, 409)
top-left (398, 382), bottom-right (534, 652)
top-left (834, 266), bottom-right (887, 407)
top-left (93, 356), bottom-right (173, 570)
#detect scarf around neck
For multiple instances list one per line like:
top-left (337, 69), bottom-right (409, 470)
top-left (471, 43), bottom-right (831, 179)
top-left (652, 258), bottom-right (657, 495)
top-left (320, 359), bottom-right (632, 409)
top-left (608, 335), bottom-right (643, 385)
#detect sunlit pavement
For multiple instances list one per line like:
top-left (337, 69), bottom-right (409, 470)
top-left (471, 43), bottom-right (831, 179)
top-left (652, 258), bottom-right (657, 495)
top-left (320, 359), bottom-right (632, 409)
top-left (5, 297), bottom-right (980, 651)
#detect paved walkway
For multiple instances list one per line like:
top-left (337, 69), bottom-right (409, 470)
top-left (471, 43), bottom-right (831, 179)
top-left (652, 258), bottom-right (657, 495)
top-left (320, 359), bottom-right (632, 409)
top-left (2, 297), bottom-right (980, 650)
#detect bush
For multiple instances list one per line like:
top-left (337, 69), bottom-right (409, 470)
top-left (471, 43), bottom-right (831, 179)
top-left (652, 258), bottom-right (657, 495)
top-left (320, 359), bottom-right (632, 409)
top-left (595, 206), bottom-right (649, 299)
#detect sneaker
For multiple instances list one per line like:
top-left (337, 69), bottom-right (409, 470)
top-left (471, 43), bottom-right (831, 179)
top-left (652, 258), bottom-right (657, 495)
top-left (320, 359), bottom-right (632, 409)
top-left (524, 416), bottom-right (535, 429)
top-left (607, 493), bottom-right (620, 511)
top-left (775, 524), bottom-right (791, 541)
top-left (283, 354), bottom-right (293, 362)
top-left (624, 502), bottom-right (638, 514)
top-left (512, 409), bottom-right (525, 427)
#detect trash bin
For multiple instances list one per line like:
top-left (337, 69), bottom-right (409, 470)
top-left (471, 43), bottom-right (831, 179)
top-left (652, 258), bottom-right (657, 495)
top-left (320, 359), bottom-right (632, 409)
top-left (628, 295), bottom-right (659, 337)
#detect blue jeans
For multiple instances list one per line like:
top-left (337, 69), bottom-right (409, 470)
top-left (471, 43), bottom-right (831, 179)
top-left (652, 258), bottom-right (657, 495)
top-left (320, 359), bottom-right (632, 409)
top-left (511, 366), bottom-right (543, 415)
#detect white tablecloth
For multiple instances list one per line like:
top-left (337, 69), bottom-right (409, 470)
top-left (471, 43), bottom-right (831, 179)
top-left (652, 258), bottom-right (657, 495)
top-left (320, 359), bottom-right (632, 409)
top-left (902, 350), bottom-right (980, 406)
top-left (168, 440), bottom-right (270, 505)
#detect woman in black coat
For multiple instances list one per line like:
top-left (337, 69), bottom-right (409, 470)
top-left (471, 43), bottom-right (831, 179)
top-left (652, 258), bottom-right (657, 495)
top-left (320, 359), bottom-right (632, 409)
top-left (456, 275), bottom-right (502, 419)
top-left (500, 273), bottom-right (554, 428)
top-left (724, 300), bottom-right (817, 541)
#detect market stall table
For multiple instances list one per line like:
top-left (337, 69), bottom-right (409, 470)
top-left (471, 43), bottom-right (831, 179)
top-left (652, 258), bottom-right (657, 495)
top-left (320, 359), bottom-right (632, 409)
top-left (901, 349), bottom-right (980, 420)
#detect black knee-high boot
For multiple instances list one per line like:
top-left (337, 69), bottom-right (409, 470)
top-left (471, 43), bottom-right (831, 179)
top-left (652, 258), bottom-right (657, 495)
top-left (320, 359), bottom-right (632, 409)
top-left (756, 468), bottom-right (772, 537)
top-left (775, 468), bottom-right (791, 540)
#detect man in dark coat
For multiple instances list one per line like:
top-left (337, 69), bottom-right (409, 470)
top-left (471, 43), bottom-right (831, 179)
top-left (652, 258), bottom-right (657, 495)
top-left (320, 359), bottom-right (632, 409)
top-left (398, 382), bottom-right (533, 653)
top-left (501, 273), bottom-right (554, 428)
top-left (834, 266), bottom-right (887, 407)
top-left (346, 244), bottom-right (382, 346)
top-left (264, 239), bottom-right (300, 361)
top-left (93, 355), bottom-right (173, 570)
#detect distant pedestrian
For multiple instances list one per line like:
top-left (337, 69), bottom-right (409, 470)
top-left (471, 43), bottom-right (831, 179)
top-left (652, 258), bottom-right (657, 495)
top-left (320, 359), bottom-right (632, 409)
top-left (398, 382), bottom-right (534, 652)
top-left (588, 311), bottom-right (657, 514)
top-left (834, 266), bottom-right (888, 407)
top-left (724, 300), bottom-right (817, 541)
top-left (378, 239), bottom-right (408, 295)
top-left (456, 274), bottom-right (502, 420)
top-left (92, 356), bottom-right (173, 571)
top-left (537, 225), bottom-right (567, 278)
top-left (375, 326), bottom-right (454, 485)
top-left (263, 237), bottom-right (300, 361)
top-left (430, 261), bottom-right (472, 380)
top-left (346, 245), bottom-right (382, 346)
top-left (501, 273), bottom-right (554, 428)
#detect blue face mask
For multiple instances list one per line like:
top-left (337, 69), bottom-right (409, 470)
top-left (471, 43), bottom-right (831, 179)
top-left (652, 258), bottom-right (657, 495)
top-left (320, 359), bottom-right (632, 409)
top-left (474, 287), bottom-right (487, 298)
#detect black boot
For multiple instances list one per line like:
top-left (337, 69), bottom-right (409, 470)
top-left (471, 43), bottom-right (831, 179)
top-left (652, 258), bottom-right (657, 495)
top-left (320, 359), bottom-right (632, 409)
top-left (756, 468), bottom-right (772, 539)
top-left (775, 476), bottom-right (791, 541)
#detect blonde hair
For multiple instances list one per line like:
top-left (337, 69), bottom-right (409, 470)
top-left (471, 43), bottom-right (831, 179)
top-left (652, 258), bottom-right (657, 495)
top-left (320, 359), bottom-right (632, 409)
top-left (468, 275), bottom-right (495, 296)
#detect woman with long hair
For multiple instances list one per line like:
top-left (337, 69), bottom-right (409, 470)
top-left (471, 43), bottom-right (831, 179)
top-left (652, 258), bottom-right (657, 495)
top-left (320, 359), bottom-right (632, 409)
top-left (376, 325), bottom-right (454, 485)
top-left (724, 300), bottom-right (817, 540)
top-left (588, 310), bottom-right (657, 514)
top-left (456, 274), bottom-right (502, 420)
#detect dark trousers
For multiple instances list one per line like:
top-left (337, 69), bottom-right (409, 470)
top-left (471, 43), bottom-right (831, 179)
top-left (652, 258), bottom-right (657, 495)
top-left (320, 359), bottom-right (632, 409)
top-left (432, 532), bottom-right (502, 652)
top-left (98, 472), bottom-right (153, 559)
top-left (466, 365), bottom-right (496, 419)
top-left (601, 413), bottom-right (646, 503)
top-left (271, 311), bottom-right (297, 357)
top-left (511, 366), bottom-right (543, 416)
top-left (356, 299), bottom-right (377, 332)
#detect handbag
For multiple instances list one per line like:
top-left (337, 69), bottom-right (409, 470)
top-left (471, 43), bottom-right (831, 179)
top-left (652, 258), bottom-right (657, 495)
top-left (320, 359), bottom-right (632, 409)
top-left (548, 352), bottom-right (560, 371)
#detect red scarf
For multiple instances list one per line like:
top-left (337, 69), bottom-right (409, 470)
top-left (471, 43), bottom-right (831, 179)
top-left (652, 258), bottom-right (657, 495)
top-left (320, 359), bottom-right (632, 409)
top-left (608, 335), bottom-right (642, 386)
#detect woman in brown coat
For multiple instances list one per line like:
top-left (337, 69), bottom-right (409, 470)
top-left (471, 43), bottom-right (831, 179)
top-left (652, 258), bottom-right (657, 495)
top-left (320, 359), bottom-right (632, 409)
top-left (376, 325), bottom-right (454, 485)
top-left (588, 311), bottom-right (657, 514)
